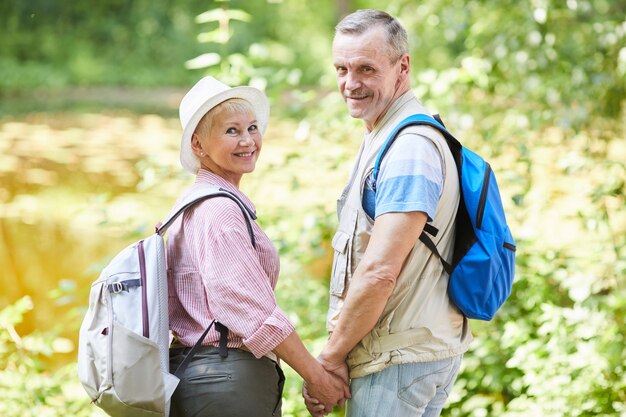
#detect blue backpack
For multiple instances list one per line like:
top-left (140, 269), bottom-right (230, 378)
top-left (373, 113), bottom-right (516, 320)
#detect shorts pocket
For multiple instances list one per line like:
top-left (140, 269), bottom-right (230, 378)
top-left (397, 359), bottom-right (452, 409)
top-left (186, 372), bottom-right (231, 384)
top-left (183, 354), bottom-right (232, 385)
top-left (330, 231), bottom-right (352, 296)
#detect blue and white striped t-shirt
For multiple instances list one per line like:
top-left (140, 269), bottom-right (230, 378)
top-left (362, 133), bottom-right (444, 220)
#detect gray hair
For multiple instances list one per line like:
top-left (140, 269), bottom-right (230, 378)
top-left (335, 9), bottom-right (408, 61)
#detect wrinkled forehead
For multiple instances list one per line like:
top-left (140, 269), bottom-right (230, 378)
top-left (333, 27), bottom-right (391, 56)
top-left (333, 25), bottom-right (388, 45)
top-left (333, 29), bottom-right (393, 65)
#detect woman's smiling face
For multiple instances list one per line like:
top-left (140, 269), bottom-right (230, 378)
top-left (191, 100), bottom-right (262, 187)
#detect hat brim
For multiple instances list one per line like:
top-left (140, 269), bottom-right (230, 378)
top-left (180, 86), bottom-right (270, 174)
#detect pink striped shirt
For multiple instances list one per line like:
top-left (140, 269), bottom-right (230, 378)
top-left (167, 169), bottom-right (295, 358)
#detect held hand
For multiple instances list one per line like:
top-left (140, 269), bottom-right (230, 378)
top-left (304, 365), bottom-right (350, 415)
top-left (317, 354), bottom-right (351, 408)
top-left (318, 353), bottom-right (350, 386)
top-left (302, 383), bottom-right (326, 417)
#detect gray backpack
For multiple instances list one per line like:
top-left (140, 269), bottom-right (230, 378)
top-left (78, 186), bottom-right (255, 417)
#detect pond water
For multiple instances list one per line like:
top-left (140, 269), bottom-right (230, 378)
top-left (0, 106), bottom-right (186, 363)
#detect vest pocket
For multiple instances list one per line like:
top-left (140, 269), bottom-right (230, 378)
top-left (330, 231), bottom-right (352, 296)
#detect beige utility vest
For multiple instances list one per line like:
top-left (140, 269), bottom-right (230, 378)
top-left (327, 92), bottom-right (472, 378)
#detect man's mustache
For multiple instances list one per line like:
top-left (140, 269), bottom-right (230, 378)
top-left (344, 89), bottom-right (370, 99)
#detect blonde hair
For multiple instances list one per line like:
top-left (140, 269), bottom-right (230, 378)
top-left (195, 98), bottom-right (256, 138)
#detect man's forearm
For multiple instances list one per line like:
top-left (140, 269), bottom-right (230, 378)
top-left (322, 211), bottom-right (427, 365)
top-left (323, 259), bottom-right (396, 363)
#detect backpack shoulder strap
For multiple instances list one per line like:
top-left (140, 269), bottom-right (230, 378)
top-left (163, 187), bottom-right (258, 375)
top-left (156, 186), bottom-right (257, 248)
top-left (372, 113), bottom-right (463, 272)
top-left (419, 233), bottom-right (454, 275)
top-left (372, 113), bottom-right (462, 187)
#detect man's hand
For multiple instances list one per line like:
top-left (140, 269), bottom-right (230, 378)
top-left (302, 353), bottom-right (351, 416)
top-left (303, 364), bottom-right (350, 415)
top-left (318, 353), bottom-right (350, 389)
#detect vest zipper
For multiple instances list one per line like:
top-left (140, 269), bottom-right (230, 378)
top-left (476, 163), bottom-right (491, 229)
top-left (137, 240), bottom-right (149, 338)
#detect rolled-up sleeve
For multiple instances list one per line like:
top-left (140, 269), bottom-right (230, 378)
top-left (192, 202), bottom-right (294, 358)
top-left (243, 306), bottom-right (294, 357)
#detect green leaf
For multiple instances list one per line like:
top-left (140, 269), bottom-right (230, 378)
top-left (184, 53), bottom-right (221, 70)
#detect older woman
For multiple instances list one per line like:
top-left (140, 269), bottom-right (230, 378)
top-left (167, 77), bottom-right (349, 417)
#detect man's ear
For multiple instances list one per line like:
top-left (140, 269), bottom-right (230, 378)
top-left (395, 54), bottom-right (410, 88)
top-left (399, 54), bottom-right (410, 77)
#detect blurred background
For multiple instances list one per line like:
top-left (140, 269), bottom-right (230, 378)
top-left (0, 0), bottom-right (624, 416)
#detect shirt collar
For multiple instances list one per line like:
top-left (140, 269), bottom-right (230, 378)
top-left (194, 169), bottom-right (256, 214)
top-left (366, 90), bottom-right (418, 140)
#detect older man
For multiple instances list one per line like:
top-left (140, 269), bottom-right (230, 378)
top-left (304, 9), bottom-right (472, 417)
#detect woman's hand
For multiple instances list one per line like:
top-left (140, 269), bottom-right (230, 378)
top-left (302, 383), bottom-right (326, 417)
top-left (302, 364), bottom-right (349, 416)
top-left (272, 331), bottom-right (349, 415)
top-left (301, 353), bottom-right (351, 416)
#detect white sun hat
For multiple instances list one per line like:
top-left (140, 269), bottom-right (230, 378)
top-left (178, 76), bottom-right (270, 174)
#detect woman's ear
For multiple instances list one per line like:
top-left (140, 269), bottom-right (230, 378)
top-left (191, 132), bottom-right (205, 157)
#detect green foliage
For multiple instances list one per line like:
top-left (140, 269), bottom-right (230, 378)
top-left (0, 0), bottom-right (207, 92)
top-left (441, 119), bottom-right (626, 415)
top-left (390, 0), bottom-right (626, 128)
top-left (2, 0), bottom-right (623, 128)
top-left (0, 296), bottom-right (95, 417)
top-left (181, 0), bottom-right (339, 103)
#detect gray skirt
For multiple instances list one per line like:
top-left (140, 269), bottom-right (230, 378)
top-left (169, 346), bottom-right (285, 417)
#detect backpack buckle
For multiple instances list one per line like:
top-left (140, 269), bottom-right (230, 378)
top-left (109, 282), bottom-right (125, 293)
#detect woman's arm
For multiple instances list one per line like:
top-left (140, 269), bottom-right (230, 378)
top-left (193, 200), bottom-right (348, 409)
top-left (274, 330), bottom-right (350, 414)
